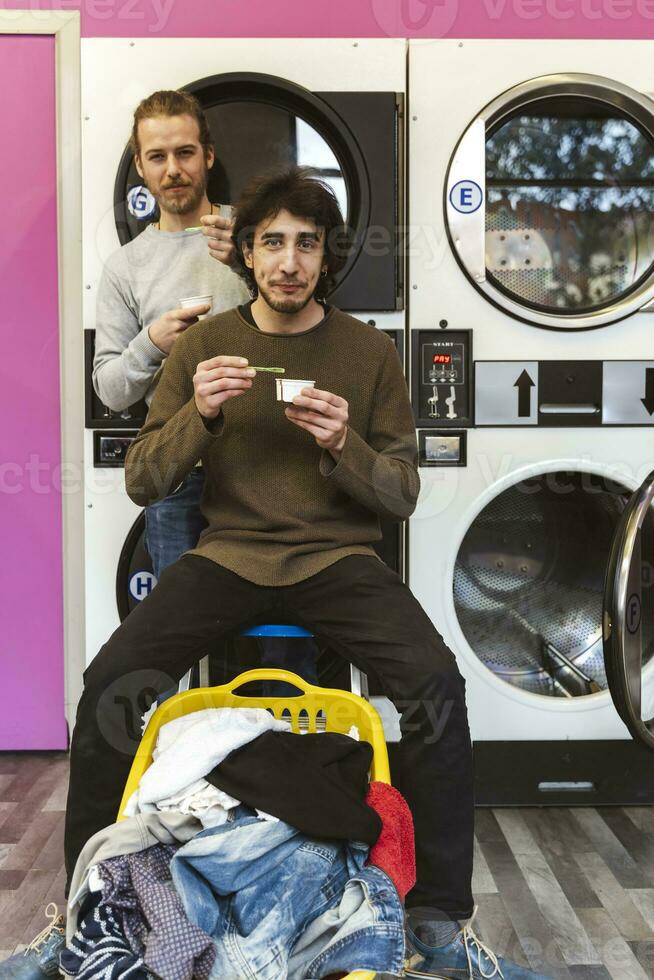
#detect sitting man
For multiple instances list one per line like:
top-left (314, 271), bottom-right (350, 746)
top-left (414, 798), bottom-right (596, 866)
top-left (1, 168), bottom-right (549, 980)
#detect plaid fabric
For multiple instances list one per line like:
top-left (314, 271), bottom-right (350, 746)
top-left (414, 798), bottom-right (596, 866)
top-left (62, 843), bottom-right (216, 980)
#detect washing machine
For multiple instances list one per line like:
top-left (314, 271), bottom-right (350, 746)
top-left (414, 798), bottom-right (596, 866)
top-left (408, 39), bottom-right (654, 802)
top-left (82, 39), bottom-right (407, 667)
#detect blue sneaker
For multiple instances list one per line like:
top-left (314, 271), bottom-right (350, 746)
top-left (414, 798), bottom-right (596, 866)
top-left (0, 904), bottom-right (65, 979)
top-left (405, 908), bottom-right (552, 979)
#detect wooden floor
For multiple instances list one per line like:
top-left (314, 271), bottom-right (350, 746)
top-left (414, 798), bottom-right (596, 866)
top-left (1, 754), bottom-right (654, 978)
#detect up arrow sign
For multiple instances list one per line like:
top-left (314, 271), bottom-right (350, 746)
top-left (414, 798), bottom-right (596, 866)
top-left (641, 368), bottom-right (654, 416)
top-left (514, 369), bottom-right (535, 417)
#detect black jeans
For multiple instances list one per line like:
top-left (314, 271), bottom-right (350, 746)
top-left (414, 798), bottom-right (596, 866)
top-left (64, 554), bottom-right (474, 918)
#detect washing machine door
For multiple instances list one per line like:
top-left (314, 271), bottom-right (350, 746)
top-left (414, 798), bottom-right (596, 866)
top-left (114, 72), bottom-right (401, 312)
top-left (447, 74), bottom-right (654, 329)
top-left (603, 470), bottom-right (654, 749)
top-left (454, 469), bottom-right (631, 701)
top-left (116, 511), bottom-right (155, 620)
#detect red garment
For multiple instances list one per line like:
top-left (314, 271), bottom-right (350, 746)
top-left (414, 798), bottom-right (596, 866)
top-left (365, 781), bottom-right (416, 901)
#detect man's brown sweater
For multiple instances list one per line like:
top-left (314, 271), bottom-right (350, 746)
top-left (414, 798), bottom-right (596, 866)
top-left (125, 306), bottom-right (420, 586)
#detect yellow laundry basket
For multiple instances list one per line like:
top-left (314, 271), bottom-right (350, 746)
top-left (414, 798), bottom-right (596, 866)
top-left (117, 669), bottom-right (392, 980)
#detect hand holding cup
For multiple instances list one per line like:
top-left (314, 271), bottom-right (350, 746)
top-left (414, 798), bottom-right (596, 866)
top-left (148, 304), bottom-right (211, 355)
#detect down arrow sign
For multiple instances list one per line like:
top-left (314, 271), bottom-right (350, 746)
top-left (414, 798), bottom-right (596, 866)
top-left (514, 369), bottom-right (535, 418)
top-left (642, 368), bottom-right (654, 415)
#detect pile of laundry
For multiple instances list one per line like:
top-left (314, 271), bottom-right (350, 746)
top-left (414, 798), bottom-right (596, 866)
top-left (62, 706), bottom-right (416, 980)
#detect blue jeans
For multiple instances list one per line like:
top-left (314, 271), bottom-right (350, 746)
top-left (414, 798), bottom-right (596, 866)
top-left (144, 468), bottom-right (208, 581)
top-left (170, 808), bottom-right (404, 979)
top-left (144, 469), bottom-right (319, 687)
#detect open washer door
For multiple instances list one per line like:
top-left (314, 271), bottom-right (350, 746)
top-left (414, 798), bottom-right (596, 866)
top-left (604, 470), bottom-right (654, 749)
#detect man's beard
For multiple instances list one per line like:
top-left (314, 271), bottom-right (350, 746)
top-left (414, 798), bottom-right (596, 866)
top-left (154, 173), bottom-right (206, 216)
top-left (257, 280), bottom-right (315, 314)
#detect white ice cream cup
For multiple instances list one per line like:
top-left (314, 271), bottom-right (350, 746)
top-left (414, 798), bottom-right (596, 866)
top-left (180, 294), bottom-right (213, 320)
top-left (277, 379), bottom-right (315, 402)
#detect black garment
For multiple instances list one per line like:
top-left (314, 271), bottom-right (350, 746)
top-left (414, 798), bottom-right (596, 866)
top-left (64, 553), bottom-right (474, 919)
top-left (206, 730), bottom-right (382, 845)
top-left (238, 299), bottom-right (331, 328)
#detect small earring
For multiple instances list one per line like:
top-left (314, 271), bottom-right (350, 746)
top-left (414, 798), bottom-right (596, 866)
top-left (320, 269), bottom-right (327, 278)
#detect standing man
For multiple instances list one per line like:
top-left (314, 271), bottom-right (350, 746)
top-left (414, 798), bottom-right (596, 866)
top-left (92, 89), bottom-right (249, 578)
top-left (16, 168), bottom-right (546, 980)
top-left (93, 89), bottom-right (319, 683)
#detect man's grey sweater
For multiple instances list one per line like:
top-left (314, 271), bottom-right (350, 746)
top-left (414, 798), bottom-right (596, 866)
top-left (93, 223), bottom-right (250, 410)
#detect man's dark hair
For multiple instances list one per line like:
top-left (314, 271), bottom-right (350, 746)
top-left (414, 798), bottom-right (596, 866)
top-left (232, 166), bottom-right (350, 300)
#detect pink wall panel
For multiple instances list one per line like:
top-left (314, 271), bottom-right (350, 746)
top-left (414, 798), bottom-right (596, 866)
top-left (0, 34), bottom-right (67, 749)
top-left (1, 0), bottom-right (653, 38)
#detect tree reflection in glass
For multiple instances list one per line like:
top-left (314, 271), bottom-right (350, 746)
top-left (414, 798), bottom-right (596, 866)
top-left (485, 97), bottom-right (654, 313)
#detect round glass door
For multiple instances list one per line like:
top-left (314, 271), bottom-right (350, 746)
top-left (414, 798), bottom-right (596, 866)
top-left (113, 73), bottom-right (371, 298)
top-left (453, 470), bottom-right (632, 698)
top-left (118, 101), bottom-right (349, 240)
top-left (603, 470), bottom-right (654, 748)
top-left (446, 75), bottom-right (654, 329)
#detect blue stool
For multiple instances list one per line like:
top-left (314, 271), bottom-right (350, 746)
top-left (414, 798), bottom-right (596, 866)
top-left (179, 625), bottom-right (368, 697)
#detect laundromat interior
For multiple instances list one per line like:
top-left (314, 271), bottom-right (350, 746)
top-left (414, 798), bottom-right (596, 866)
top-left (3, 1), bottom-right (654, 976)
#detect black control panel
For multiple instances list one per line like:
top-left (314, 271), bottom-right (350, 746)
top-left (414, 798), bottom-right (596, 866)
top-left (383, 328), bottom-right (403, 365)
top-left (87, 327), bottom-right (404, 468)
top-left (85, 329), bottom-right (148, 429)
top-left (412, 330), bottom-right (472, 427)
top-left (86, 328), bottom-right (402, 433)
top-left (94, 431), bottom-right (137, 467)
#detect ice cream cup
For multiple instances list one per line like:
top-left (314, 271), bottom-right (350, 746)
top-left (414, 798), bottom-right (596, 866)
top-left (180, 294), bottom-right (212, 320)
top-left (277, 379), bottom-right (315, 402)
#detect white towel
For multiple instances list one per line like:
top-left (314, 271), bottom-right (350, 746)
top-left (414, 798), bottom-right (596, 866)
top-left (132, 707), bottom-right (290, 810)
top-left (157, 778), bottom-right (241, 821)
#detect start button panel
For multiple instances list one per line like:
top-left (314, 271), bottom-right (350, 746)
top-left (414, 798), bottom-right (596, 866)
top-left (412, 330), bottom-right (473, 427)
